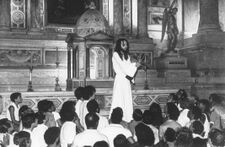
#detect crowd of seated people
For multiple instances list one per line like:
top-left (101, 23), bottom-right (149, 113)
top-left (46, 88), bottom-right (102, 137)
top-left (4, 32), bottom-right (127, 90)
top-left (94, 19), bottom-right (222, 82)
top-left (0, 87), bottom-right (225, 147)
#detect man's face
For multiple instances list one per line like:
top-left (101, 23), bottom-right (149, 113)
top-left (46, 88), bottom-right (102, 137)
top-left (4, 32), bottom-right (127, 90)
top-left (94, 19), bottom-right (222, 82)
top-left (121, 40), bottom-right (128, 51)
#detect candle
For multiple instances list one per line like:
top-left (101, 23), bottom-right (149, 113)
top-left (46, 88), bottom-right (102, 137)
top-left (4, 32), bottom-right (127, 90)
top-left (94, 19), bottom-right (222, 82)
top-left (56, 48), bottom-right (59, 62)
top-left (29, 72), bottom-right (32, 81)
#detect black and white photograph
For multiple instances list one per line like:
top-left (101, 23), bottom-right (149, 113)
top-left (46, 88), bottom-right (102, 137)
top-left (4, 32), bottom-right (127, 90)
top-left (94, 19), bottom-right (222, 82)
top-left (0, 0), bottom-right (225, 147)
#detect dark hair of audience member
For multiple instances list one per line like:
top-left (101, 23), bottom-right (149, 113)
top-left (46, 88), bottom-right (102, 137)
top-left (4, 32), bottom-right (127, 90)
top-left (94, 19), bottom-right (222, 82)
top-left (48, 101), bottom-right (56, 112)
top-left (21, 113), bottom-right (36, 129)
top-left (87, 99), bottom-right (100, 113)
top-left (74, 86), bottom-right (85, 100)
top-left (10, 92), bottom-right (21, 102)
top-left (132, 109), bottom-right (143, 121)
top-left (191, 120), bottom-right (204, 135)
top-left (142, 110), bottom-right (151, 125)
top-left (166, 102), bottom-right (180, 121)
top-left (35, 112), bottom-right (45, 124)
top-left (164, 128), bottom-right (176, 142)
top-left (14, 131), bottom-right (31, 147)
top-left (83, 85), bottom-right (96, 100)
top-left (85, 112), bottom-right (99, 129)
top-left (93, 141), bottom-right (109, 147)
top-left (149, 102), bottom-right (163, 127)
top-left (179, 98), bottom-right (191, 110)
top-left (168, 93), bottom-right (179, 105)
top-left (135, 123), bottom-right (155, 146)
top-left (19, 106), bottom-right (34, 119)
top-left (44, 127), bottom-right (60, 145)
top-left (198, 99), bottom-right (211, 115)
top-left (188, 106), bottom-right (202, 121)
top-left (37, 99), bottom-right (52, 113)
top-left (60, 101), bottom-right (77, 123)
top-left (208, 128), bottom-right (225, 146)
top-left (110, 107), bottom-right (123, 124)
top-left (175, 127), bottom-right (193, 147)
top-left (209, 93), bottom-right (222, 105)
top-left (114, 134), bottom-right (130, 147)
top-left (176, 89), bottom-right (188, 100)
top-left (0, 118), bottom-right (11, 133)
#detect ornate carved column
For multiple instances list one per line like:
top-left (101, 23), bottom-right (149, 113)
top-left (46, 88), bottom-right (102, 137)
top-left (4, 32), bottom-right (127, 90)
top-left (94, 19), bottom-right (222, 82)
top-left (0, 0), bottom-right (10, 31)
top-left (137, 0), bottom-right (148, 38)
top-left (198, 0), bottom-right (221, 32)
top-left (72, 47), bottom-right (77, 79)
top-left (66, 45), bottom-right (72, 91)
top-left (113, 0), bottom-right (123, 36)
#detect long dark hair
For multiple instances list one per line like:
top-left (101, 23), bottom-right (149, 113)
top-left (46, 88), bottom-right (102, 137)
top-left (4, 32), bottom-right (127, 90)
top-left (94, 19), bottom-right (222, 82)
top-left (114, 38), bottom-right (129, 60)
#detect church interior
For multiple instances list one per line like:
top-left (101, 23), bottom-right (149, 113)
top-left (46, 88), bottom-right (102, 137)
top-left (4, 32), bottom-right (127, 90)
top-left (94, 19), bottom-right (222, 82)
top-left (0, 0), bottom-right (225, 117)
top-left (1, 0), bottom-right (225, 147)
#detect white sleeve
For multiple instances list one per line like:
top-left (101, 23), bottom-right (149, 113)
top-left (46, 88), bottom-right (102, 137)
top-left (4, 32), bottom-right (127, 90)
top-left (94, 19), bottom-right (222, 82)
top-left (113, 52), bottom-right (137, 77)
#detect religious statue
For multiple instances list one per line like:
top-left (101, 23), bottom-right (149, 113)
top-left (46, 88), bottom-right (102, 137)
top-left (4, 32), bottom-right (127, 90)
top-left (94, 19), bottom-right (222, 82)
top-left (161, 0), bottom-right (178, 53)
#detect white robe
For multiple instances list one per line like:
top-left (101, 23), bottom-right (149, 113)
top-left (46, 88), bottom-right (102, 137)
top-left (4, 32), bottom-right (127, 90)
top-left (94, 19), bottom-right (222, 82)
top-left (110, 52), bottom-right (137, 122)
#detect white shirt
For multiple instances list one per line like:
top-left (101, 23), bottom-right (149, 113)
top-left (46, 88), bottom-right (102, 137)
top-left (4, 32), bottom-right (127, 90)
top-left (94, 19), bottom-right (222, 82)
top-left (97, 114), bottom-right (109, 131)
top-left (75, 100), bottom-right (82, 119)
top-left (79, 100), bottom-right (89, 128)
top-left (177, 109), bottom-right (190, 127)
top-left (72, 129), bottom-right (108, 147)
top-left (60, 121), bottom-right (76, 147)
top-left (99, 124), bottom-right (132, 147)
top-left (7, 102), bottom-right (20, 121)
top-left (32, 124), bottom-right (48, 147)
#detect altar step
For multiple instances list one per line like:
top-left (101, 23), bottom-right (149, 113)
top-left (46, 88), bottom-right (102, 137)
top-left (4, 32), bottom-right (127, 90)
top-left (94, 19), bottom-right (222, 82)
top-left (0, 89), bottom-right (177, 118)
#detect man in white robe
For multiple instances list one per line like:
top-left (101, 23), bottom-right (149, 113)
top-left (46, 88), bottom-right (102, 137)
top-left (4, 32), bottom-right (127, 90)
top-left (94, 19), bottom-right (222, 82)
top-left (110, 39), bottom-right (140, 122)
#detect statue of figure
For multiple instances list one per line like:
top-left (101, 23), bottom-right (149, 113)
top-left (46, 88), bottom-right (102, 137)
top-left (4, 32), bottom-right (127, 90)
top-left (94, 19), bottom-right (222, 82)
top-left (161, 0), bottom-right (178, 53)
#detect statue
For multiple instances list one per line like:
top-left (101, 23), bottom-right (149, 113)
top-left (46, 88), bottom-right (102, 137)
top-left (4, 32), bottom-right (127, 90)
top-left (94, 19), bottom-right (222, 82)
top-left (161, 0), bottom-right (178, 53)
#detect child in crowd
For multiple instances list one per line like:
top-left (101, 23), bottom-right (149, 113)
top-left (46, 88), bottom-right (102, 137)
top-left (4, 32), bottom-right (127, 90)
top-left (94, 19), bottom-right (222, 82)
top-left (128, 109), bottom-right (143, 138)
top-left (37, 100), bottom-right (56, 127)
top-left (0, 118), bottom-right (15, 147)
top-left (21, 113), bottom-right (38, 147)
top-left (79, 85), bottom-right (96, 128)
top-left (44, 127), bottom-right (61, 147)
top-left (7, 92), bottom-right (23, 132)
top-left (74, 86), bottom-right (85, 119)
top-left (49, 101), bottom-right (61, 127)
top-left (32, 112), bottom-right (48, 147)
top-left (59, 101), bottom-right (81, 147)
top-left (13, 131), bottom-right (31, 147)
top-left (86, 99), bottom-right (109, 130)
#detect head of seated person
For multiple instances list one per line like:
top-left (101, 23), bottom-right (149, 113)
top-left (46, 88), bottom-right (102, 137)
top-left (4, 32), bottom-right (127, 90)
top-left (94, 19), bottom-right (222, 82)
top-left (85, 112), bottom-right (99, 129)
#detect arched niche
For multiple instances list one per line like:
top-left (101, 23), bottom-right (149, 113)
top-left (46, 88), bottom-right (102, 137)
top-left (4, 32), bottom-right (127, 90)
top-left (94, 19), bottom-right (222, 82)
top-left (89, 46), bottom-right (109, 79)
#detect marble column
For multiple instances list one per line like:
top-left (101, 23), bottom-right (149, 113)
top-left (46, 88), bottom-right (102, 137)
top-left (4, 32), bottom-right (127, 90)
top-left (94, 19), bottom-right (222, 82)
top-left (113, 0), bottom-right (123, 36)
top-left (137, 0), bottom-right (148, 38)
top-left (198, 0), bottom-right (221, 32)
top-left (0, 0), bottom-right (10, 31)
top-left (86, 47), bottom-right (90, 79)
